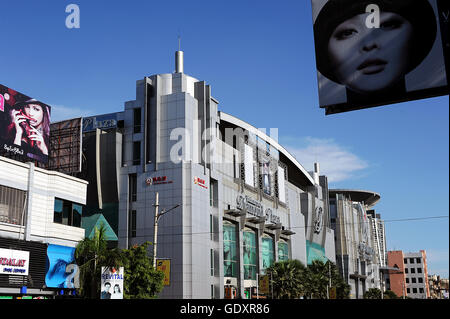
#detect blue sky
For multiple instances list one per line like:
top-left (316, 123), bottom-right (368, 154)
top-left (1, 0), bottom-right (448, 277)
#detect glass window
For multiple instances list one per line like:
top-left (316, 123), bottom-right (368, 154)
top-left (129, 210), bottom-right (136, 238)
top-left (407, 288), bottom-right (410, 293)
top-left (404, 258), bottom-right (407, 264)
top-left (0, 185), bottom-right (27, 225)
top-left (416, 258), bottom-right (421, 264)
top-left (418, 277), bottom-right (423, 284)
top-left (54, 199), bottom-right (63, 224)
top-left (417, 268), bottom-right (422, 273)
top-left (406, 278), bottom-right (409, 283)
top-left (413, 288), bottom-right (417, 294)
top-left (72, 203), bottom-right (82, 228)
top-left (133, 141), bottom-right (141, 165)
top-left (54, 198), bottom-right (83, 228)
top-left (129, 174), bottom-right (137, 202)
top-left (223, 222), bottom-right (238, 278)
top-left (410, 258), bottom-right (414, 264)
top-left (405, 268), bottom-right (408, 274)
top-left (278, 240), bottom-right (289, 261)
top-left (419, 288), bottom-right (424, 294)
top-left (243, 228), bottom-right (257, 280)
top-left (261, 235), bottom-right (274, 273)
top-left (411, 268), bottom-right (416, 274)
top-left (412, 278), bottom-right (416, 283)
top-left (133, 108), bottom-right (141, 133)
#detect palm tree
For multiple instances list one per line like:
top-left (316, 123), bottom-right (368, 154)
top-left (266, 259), bottom-right (307, 299)
top-left (74, 223), bottom-right (122, 298)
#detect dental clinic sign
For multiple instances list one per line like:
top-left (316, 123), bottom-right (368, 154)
top-left (0, 248), bottom-right (29, 275)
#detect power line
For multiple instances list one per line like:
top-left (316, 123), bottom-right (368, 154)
top-left (124, 215), bottom-right (449, 239)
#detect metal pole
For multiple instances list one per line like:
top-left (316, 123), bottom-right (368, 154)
top-left (153, 192), bottom-right (159, 269)
top-left (256, 273), bottom-right (259, 299)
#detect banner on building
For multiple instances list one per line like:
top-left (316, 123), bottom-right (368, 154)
top-left (156, 259), bottom-right (171, 286)
top-left (100, 267), bottom-right (124, 299)
top-left (0, 84), bottom-right (51, 163)
top-left (258, 275), bottom-right (270, 294)
top-left (45, 244), bottom-right (79, 289)
top-left (311, 0), bottom-right (449, 115)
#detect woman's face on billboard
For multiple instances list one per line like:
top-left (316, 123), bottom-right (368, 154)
top-left (327, 11), bottom-right (413, 94)
top-left (24, 104), bottom-right (44, 128)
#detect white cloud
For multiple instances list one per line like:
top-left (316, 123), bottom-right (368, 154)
top-left (50, 104), bottom-right (96, 122)
top-left (282, 136), bottom-right (369, 183)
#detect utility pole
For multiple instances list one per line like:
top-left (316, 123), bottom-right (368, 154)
top-left (152, 192), bottom-right (160, 269)
top-left (152, 192), bottom-right (180, 269)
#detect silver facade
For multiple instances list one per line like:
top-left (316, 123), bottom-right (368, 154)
top-left (112, 67), bottom-right (336, 299)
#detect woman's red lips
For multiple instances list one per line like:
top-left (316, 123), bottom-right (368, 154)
top-left (357, 59), bottom-right (387, 71)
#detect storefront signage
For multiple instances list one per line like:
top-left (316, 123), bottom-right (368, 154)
top-left (194, 177), bottom-right (208, 189)
top-left (100, 267), bottom-right (124, 299)
top-left (265, 208), bottom-right (280, 224)
top-left (82, 113), bottom-right (117, 132)
top-left (0, 248), bottom-right (29, 275)
top-left (146, 176), bottom-right (173, 185)
top-left (236, 195), bottom-right (281, 225)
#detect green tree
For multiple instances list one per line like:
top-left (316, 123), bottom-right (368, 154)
top-left (121, 242), bottom-right (164, 299)
top-left (364, 288), bottom-right (383, 299)
top-left (266, 259), bottom-right (307, 299)
top-left (304, 260), bottom-right (350, 299)
top-left (383, 290), bottom-right (399, 299)
top-left (74, 224), bottom-right (123, 298)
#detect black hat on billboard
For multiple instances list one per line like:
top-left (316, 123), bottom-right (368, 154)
top-left (313, 0), bottom-right (438, 84)
top-left (13, 98), bottom-right (47, 110)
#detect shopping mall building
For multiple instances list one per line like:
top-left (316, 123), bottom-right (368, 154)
top-left (79, 51), bottom-right (336, 298)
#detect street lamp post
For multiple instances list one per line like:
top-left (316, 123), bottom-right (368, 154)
top-left (152, 192), bottom-right (179, 269)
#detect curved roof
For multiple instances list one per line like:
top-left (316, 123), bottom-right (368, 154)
top-left (329, 189), bottom-right (380, 207)
top-left (219, 111), bottom-right (315, 186)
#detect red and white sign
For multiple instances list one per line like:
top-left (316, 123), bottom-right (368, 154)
top-left (0, 248), bottom-right (30, 275)
top-left (146, 176), bottom-right (173, 186)
top-left (194, 177), bottom-right (208, 189)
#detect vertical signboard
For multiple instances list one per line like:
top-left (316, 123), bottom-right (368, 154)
top-left (244, 144), bottom-right (254, 187)
top-left (100, 267), bottom-right (124, 299)
top-left (311, 0), bottom-right (449, 114)
top-left (156, 259), bottom-right (171, 286)
top-left (277, 166), bottom-right (286, 203)
top-left (0, 84), bottom-right (51, 163)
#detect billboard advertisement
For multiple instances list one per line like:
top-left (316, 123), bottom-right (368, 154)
top-left (0, 84), bottom-right (51, 163)
top-left (45, 244), bottom-right (79, 288)
top-left (311, 0), bottom-right (449, 115)
top-left (0, 248), bottom-right (29, 276)
top-left (100, 266), bottom-right (124, 299)
top-left (48, 118), bottom-right (82, 174)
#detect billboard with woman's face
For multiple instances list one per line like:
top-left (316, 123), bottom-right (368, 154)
top-left (0, 84), bottom-right (51, 163)
top-left (311, 0), bottom-right (449, 115)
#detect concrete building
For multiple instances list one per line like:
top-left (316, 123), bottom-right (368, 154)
top-left (82, 51), bottom-right (336, 299)
top-left (387, 250), bottom-right (431, 299)
top-left (0, 155), bottom-right (88, 297)
top-left (403, 250), bottom-right (430, 299)
top-left (329, 189), bottom-right (383, 299)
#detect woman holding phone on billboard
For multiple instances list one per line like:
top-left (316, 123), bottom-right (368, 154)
top-left (313, 0), bottom-right (438, 107)
top-left (8, 99), bottom-right (50, 160)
